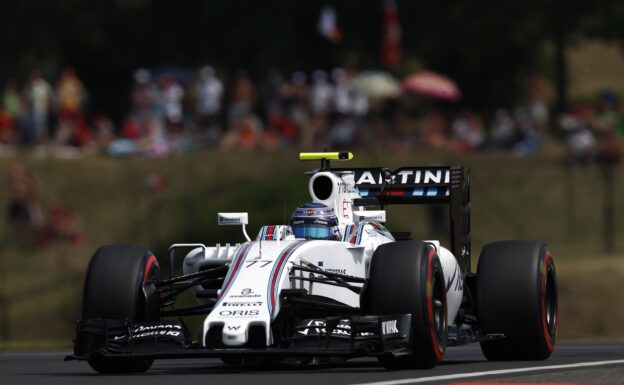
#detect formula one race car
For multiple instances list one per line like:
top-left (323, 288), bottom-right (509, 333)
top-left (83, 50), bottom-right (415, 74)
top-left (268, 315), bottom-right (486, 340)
top-left (68, 152), bottom-right (558, 373)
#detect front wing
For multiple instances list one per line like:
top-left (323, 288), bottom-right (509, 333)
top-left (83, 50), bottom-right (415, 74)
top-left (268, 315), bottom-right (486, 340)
top-left (67, 314), bottom-right (413, 361)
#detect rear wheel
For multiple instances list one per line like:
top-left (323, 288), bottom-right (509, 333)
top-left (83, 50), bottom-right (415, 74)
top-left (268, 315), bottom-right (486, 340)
top-left (477, 240), bottom-right (557, 360)
top-left (363, 241), bottom-right (447, 369)
top-left (80, 245), bottom-right (160, 373)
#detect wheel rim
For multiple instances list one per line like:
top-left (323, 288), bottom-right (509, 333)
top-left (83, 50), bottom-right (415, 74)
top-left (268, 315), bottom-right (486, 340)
top-left (432, 268), bottom-right (447, 342)
top-left (544, 263), bottom-right (557, 337)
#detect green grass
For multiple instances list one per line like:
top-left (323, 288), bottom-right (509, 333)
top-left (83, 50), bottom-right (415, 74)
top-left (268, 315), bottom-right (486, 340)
top-left (0, 145), bottom-right (623, 349)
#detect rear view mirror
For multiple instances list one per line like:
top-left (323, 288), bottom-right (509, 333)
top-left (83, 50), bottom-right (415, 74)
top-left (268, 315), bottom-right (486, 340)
top-left (217, 213), bottom-right (250, 241)
top-left (218, 212), bottom-right (248, 225)
top-left (353, 210), bottom-right (386, 223)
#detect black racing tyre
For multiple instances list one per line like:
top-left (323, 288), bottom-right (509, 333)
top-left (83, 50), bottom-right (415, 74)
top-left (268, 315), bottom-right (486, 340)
top-left (477, 240), bottom-right (557, 361)
top-left (81, 245), bottom-right (160, 373)
top-left (363, 241), bottom-right (447, 369)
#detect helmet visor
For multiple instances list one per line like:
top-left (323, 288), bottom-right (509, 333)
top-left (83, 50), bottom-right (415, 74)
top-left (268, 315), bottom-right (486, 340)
top-left (292, 224), bottom-right (334, 240)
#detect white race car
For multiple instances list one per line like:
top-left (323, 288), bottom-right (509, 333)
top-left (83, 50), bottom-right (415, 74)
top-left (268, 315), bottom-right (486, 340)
top-left (68, 152), bottom-right (558, 373)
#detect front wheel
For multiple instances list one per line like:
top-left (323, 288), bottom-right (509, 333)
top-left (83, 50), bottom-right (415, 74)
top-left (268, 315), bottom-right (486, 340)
top-left (477, 240), bottom-right (558, 360)
top-left (363, 241), bottom-right (447, 369)
top-left (79, 245), bottom-right (160, 373)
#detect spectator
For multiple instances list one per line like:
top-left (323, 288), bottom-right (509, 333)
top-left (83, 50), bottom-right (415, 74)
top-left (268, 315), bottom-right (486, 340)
top-left (559, 112), bottom-right (595, 164)
top-left (594, 90), bottom-right (624, 137)
top-left (221, 113), bottom-right (263, 150)
top-left (285, 72), bottom-right (312, 148)
top-left (526, 74), bottom-right (551, 135)
top-left (2, 79), bottom-right (22, 120)
top-left (131, 68), bottom-right (160, 125)
top-left (420, 109), bottom-right (448, 150)
top-left (92, 113), bottom-right (115, 151)
top-left (490, 109), bottom-right (517, 149)
top-left (2, 79), bottom-right (22, 143)
top-left (309, 70), bottom-right (333, 147)
top-left (331, 68), bottom-right (352, 116)
top-left (262, 69), bottom-right (285, 121)
top-left (160, 73), bottom-right (184, 133)
top-left (310, 69), bottom-right (333, 116)
top-left (55, 67), bottom-right (90, 148)
top-left (450, 109), bottom-right (485, 154)
top-left (227, 71), bottom-right (256, 127)
top-left (24, 71), bottom-right (52, 144)
top-left (194, 66), bottom-right (223, 142)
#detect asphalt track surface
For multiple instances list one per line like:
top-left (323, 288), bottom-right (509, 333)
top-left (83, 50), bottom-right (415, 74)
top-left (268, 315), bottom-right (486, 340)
top-left (1, 343), bottom-right (623, 385)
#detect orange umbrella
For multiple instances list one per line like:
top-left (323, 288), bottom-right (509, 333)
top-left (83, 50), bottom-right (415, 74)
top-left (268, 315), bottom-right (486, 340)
top-left (402, 71), bottom-right (461, 101)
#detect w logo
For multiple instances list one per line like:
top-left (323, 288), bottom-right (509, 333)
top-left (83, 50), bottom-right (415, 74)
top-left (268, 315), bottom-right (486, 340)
top-left (227, 325), bottom-right (241, 331)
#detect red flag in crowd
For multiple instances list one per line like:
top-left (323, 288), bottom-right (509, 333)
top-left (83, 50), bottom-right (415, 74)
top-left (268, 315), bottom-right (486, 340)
top-left (318, 5), bottom-right (342, 44)
top-left (381, 0), bottom-right (402, 70)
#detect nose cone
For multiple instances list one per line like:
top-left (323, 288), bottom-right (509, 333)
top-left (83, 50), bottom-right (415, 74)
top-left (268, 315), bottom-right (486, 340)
top-left (222, 323), bottom-right (247, 346)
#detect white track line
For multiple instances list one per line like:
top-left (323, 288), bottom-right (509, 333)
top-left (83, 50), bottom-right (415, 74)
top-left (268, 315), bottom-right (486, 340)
top-left (348, 359), bottom-right (624, 385)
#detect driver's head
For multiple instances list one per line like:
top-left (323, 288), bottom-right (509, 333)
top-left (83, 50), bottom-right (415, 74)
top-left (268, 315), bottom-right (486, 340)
top-left (290, 203), bottom-right (339, 240)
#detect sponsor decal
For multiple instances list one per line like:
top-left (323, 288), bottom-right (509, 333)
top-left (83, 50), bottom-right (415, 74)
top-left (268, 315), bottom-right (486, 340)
top-left (355, 171), bottom-right (382, 185)
top-left (297, 320), bottom-right (374, 337)
top-left (394, 169), bottom-right (449, 184)
top-left (132, 324), bottom-right (182, 333)
top-left (229, 288), bottom-right (262, 298)
top-left (314, 260), bottom-right (345, 275)
top-left (445, 263), bottom-right (463, 292)
top-left (218, 310), bottom-right (260, 317)
top-left (382, 320), bottom-right (399, 335)
top-left (337, 182), bottom-right (356, 194)
top-left (114, 323), bottom-right (183, 341)
top-left (355, 168), bottom-right (451, 186)
top-left (222, 301), bottom-right (262, 307)
top-left (364, 214), bottom-right (384, 221)
top-left (226, 325), bottom-right (241, 331)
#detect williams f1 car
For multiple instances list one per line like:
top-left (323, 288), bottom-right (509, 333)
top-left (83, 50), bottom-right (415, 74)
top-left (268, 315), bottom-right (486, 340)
top-left (68, 152), bottom-right (558, 373)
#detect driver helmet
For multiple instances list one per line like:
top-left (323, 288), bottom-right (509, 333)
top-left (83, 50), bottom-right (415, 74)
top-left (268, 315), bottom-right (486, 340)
top-left (290, 203), bottom-right (339, 240)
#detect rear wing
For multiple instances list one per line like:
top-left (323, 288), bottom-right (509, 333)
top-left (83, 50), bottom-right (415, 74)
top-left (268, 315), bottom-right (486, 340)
top-left (335, 166), bottom-right (471, 272)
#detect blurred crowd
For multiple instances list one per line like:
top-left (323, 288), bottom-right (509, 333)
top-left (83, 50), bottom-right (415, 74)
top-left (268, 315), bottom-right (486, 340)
top-left (0, 66), bottom-right (622, 162)
top-left (0, 68), bottom-right (92, 157)
top-left (559, 91), bottom-right (624, 165)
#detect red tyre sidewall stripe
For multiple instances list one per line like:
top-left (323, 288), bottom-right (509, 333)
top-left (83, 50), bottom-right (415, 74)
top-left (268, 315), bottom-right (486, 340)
top-left (143, 255), bottom-right (158, 283)
top-left (541, 250), bottom-right (556, 351)
top-left (426, 247), bottom-right (444, 361)
top-left (143, 254), bottom-right (159, 366)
